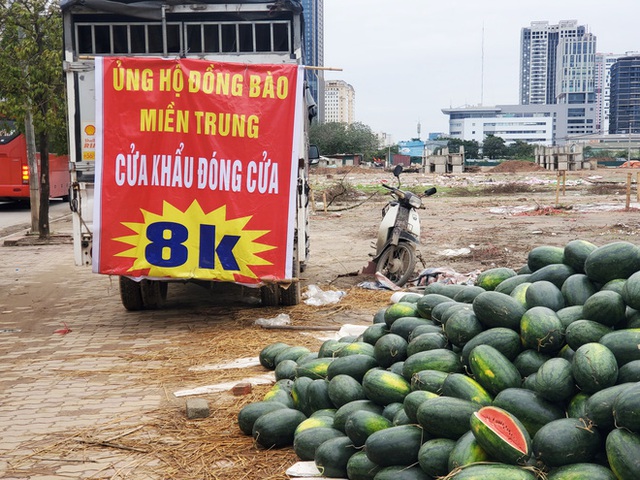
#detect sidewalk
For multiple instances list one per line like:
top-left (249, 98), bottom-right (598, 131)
top-left (0, 216), bottom-right (182, 479)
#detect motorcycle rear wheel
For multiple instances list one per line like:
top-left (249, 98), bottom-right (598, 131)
top-left (376, 242), bottom-right (417, 287)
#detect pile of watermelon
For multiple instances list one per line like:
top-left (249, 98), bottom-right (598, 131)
top-left (238, 239), bottom-right (640, 480)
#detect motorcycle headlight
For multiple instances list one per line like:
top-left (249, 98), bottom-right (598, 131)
top-left (408, 195), bottom-right (422, 209)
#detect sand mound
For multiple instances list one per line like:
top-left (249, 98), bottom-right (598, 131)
top-left (489, 160), bottom-right (544, 173)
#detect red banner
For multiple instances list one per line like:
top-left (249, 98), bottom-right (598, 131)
top-left (92, 57), bottom-right (303, 284)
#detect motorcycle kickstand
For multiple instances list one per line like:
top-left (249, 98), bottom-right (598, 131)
top-left (416, 250), bottom-right (428, 269)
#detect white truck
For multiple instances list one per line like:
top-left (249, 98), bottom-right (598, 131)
top-left (61, 0), bottom-right (318, 309)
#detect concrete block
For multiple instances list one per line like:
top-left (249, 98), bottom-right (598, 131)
top-left (434, 164), bottom-right (447, 173)
top-left (452, 165), bottom-right (464, 174)
top-left (186, 398), bottom-right (210, 419)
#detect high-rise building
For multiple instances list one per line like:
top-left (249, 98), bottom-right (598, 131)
top-left (594, 52), bottom-right (640, 133)
top-left (324, 80), bottom-right (355, 124)
top-left (555, 33), bottom-right (597, 105)
top-left (609, 55), bottom-right (640, 134)
top-left (301, 0), bottom-right (324, 119)
top-left (520, 20), bottom-right (593, 105)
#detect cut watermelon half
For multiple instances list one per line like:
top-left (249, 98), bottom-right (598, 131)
top-left (470, 405), bottom-right (532, 465)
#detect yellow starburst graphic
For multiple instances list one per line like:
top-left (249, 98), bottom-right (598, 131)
top-left (114, 200), bottom-right (274, 281)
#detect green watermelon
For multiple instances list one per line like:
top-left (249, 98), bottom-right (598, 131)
top-left (525, 280), bottom-right (565, 311)
top-left (532, 417), bottom-right (602, 468)
top-left (476, 267), bottom-right (517, 290)
top-left (447, 463), bottom-right (538, 479)
top-left (547, 463), bottom-right (616, 480)
top-left (468, 344), bottom-right (522, 396)
top-left (520, 306), bottom-right (565, 354)
top-left (571, 343), bottom-right (618, 393)
top-left (612, 382), bottom-right (640, 433)
top-left (561, 273), bottom-right (597, 306)
top-left (622, 271), bottom-right (640, 310)
top-left (472, 291), bottom-right (527, 329)
top-left (562, 239), bottom-right (598, 273)
top-left (606, 428), bottom-right (640, 480)
top-left (417, 438), bottom-right (456, 477)
top-left (293, 427), bottom-right (344, 461)
top-left (344, 410), bottom-right (392, 447)
top-left (442, 372), bottom-right (493, 406)
top-left (532, 357), bottom-right (576, 403)
top-left (448, 431), bottom-right (491, 471)
top-left (314, 436), bottom-right (358, 478)
top-left (582, 290), bottom-right (626, 327)
top-left (584, 241), bottom-right (640, 284)
top-left (364, 424), bottom-right (424, 467)
top-left (361, 369), bottom-right (411, 406)
top-left (252, 408), bottom-right (307, 448)
top-left (416, 396), bottom-right (481, 440)
top-left (528, 245), bottom-right (565, 271)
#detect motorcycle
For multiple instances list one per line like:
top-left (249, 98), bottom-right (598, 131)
top-left (371, 165), bottom-right (437, 287)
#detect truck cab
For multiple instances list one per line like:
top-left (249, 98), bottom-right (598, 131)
top-left (61, 0), bottom-right (318, 309)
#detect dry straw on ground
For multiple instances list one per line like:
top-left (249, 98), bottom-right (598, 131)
top-left (6, 286), bottom-right (392, 479)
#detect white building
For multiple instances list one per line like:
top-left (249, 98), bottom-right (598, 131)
top-left (442, 103), bottom-right (597, 146)
top-left (324, 79), bottom-right (355, 123)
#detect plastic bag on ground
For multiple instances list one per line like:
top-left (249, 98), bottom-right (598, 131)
top-left (303, 284), bottom-right (346, 306)
top-left (254, 313), bottom-right (291, 326)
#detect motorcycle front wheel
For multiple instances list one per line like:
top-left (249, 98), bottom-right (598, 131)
top-left (376, 242), bottom-right (417, 287)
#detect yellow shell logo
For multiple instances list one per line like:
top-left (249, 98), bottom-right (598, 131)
top-left (84, 124), bottom-right (96, 136)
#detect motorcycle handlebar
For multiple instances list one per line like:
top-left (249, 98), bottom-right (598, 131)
top-left (382, 183), bottom-right (437, 197)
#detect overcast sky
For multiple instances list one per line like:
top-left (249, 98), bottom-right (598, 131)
top-left (323, 0), bottom-right (640, 142)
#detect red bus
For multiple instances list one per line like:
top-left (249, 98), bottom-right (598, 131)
top-left (0, 124), bottom-right (70, 202)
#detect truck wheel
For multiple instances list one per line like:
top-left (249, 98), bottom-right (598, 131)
top-left (260, 284), bottom-right (280, 307)
top-left (119, 277), bottom-right (144, 311)
top-left (376, 242), bottom-right (417, 287)
top-left (141, 279), bottom-right (167, 309)
top-left (279, 260), bottom-right (301, 306)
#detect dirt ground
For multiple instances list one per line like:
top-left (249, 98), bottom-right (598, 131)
top-left (3, 162), bottom-right (640, 479)
top-left (306, 162), bottom-right (640, 290)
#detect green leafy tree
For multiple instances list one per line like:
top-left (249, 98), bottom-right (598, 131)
top-left (444, 137), bottom-right (480, 159)
top-left (310, 121), bottom-right (380, 160)
top-left (506, 140), bottom-right (535, 160)
top-left (482, 134), bottom-right (508, 159)
top-left (0, 0), bottom-right (67, 238)
top-left (583, 146), bottom-right (594, 159)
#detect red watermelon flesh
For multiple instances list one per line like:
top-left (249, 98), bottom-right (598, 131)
top-left (470, 406), bottom-right (532, 465)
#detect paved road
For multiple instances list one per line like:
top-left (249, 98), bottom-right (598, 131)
top-left (0, 200), bottom-right (71, 240)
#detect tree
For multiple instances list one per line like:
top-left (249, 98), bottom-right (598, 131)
top-left (309, 121), bottom-right (380, 160)
top-left (0, 0), bottom-right (67, 238)
top-left (444, 137), bottom-right (480, 159)
top-left (506, 140), bottom-right (535, 160)
top-left (482, 134), bottom-right (508, 159)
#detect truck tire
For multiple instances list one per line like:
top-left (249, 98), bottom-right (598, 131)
top-left (119, 277), bottom-right (144, 311)
top-left (260, 284), bottom-right (280, 307)
top-left (279, 259), bottom-right (301, 306)
top-left (140, 280), bottom-right (167, 309)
